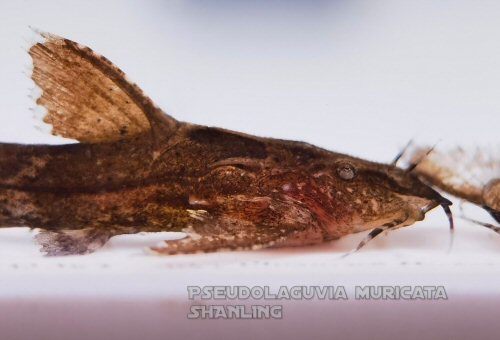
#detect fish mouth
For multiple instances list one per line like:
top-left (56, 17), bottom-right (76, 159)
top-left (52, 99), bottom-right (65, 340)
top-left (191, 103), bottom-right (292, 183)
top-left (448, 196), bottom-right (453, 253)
top-left (383, 169), bottom-right (455, 231)
top-left (410, 175), bottom-right (454, 231)
top-left (404, 178), bottom-right (455, 232)
top-left (422, 196), bottom-right (454, 231)
top-left (359, 168), bottom-right (455, 231)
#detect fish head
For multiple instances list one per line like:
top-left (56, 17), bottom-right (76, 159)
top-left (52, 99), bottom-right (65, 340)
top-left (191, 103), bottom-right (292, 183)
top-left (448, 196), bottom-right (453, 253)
top-left (296, 153), bottom-right (454, 234)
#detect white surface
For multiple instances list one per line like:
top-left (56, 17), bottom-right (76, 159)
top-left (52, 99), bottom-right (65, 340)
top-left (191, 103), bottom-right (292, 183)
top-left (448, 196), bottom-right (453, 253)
top-left (0, 1), bottom-right (499, 340)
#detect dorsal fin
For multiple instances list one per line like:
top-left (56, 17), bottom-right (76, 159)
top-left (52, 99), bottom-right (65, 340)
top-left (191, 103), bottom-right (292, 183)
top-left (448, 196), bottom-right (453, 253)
top-left (28, 31), bottom-right (178, 143)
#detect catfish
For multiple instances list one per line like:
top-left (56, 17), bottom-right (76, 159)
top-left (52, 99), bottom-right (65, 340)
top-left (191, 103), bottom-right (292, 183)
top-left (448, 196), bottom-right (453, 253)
top-left (0, 32), bottom-right (453, 255)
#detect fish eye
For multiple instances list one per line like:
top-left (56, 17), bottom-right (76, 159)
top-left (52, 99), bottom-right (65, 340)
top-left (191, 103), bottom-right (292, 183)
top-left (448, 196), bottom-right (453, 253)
top-left (336, 163), bottom-right (356, 180)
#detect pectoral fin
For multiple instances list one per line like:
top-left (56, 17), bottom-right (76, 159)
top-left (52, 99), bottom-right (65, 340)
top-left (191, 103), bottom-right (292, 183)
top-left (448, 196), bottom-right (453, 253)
top-left (35, 227), bottom-right (113, 256)
top-left (28, 31), bottom-right (177, 144)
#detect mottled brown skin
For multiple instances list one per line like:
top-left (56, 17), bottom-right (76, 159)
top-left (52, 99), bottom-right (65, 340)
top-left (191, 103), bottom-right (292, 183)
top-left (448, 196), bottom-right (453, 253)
top-left (0, 32), bottom-right (453, 255)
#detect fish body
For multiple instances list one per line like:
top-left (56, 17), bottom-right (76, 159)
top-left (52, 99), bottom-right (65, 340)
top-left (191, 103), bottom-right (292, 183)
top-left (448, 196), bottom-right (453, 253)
top-left (0, 33), bottom-right (452, 255)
